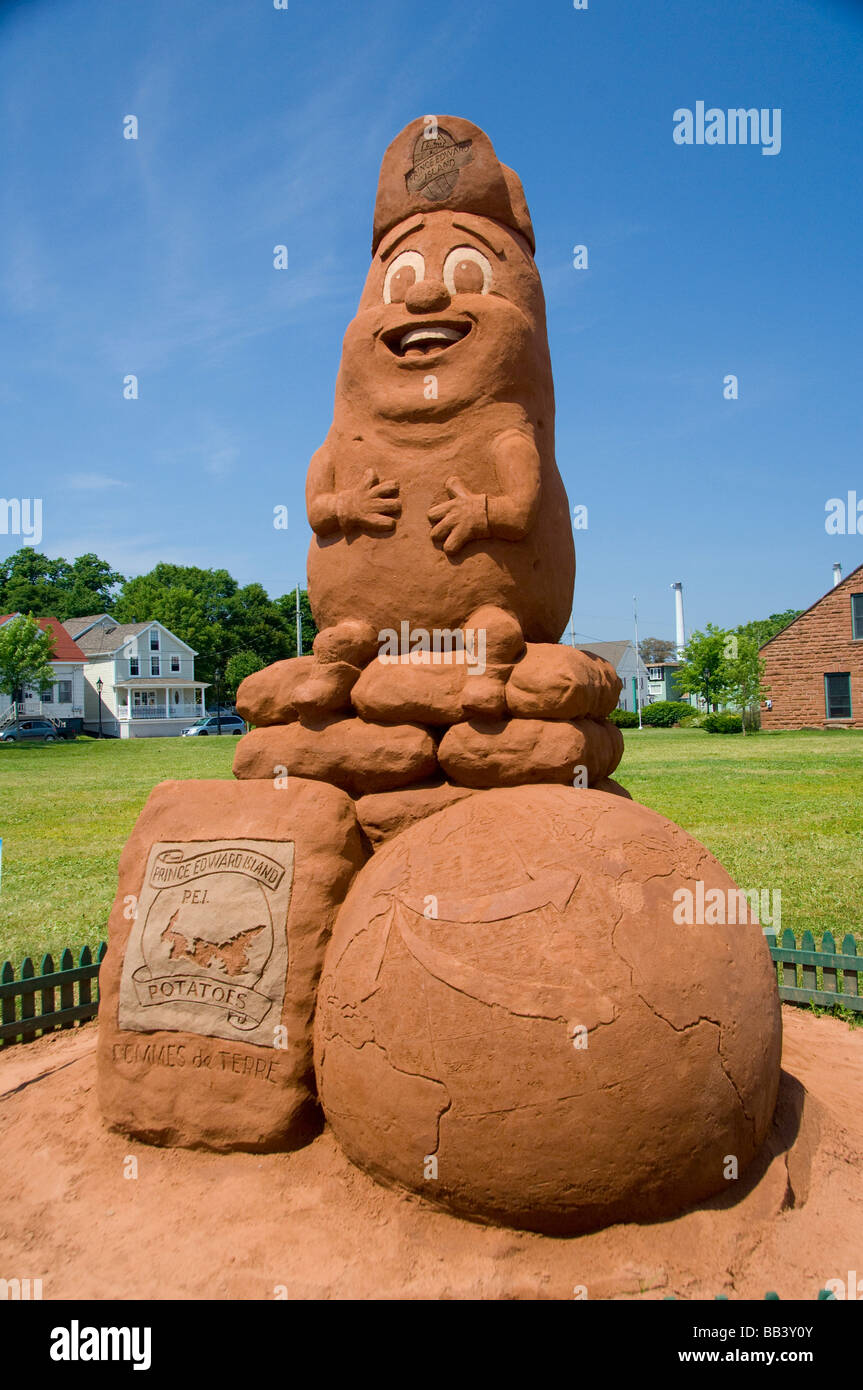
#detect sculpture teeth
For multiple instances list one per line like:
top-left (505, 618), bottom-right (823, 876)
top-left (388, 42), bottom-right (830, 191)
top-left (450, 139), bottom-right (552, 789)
top-left (399, 326), bottom-right (463, 353)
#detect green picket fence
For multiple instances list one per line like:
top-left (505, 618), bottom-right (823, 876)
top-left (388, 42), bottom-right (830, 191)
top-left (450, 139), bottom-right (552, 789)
top-left (771, 929), bottom-right (862, 1013)
top-left (666, 1290), bottom-right (838, 1300)
top-left (0, 943), bottom-right (107, 1048)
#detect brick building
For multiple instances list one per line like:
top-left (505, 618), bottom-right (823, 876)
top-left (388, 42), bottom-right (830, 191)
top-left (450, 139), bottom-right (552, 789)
top-left (760, 564), bottom-right (863, 729)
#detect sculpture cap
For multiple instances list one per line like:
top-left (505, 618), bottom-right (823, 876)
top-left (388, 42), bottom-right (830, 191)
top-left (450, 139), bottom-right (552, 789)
top-left (372, 116), bottom-right (535, 256)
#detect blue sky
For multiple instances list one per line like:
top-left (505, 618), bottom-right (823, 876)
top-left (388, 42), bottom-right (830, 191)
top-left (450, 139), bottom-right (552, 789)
top-left (1, 0), bottom-right (861, 645)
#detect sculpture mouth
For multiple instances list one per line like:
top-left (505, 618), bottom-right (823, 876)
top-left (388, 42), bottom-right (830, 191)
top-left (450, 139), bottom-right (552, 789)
top-left (380, 319), bottom-right (472, 358)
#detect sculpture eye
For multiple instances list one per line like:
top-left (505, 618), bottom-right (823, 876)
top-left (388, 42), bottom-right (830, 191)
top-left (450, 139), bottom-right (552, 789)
top-left (383, 250), bottom-right (425, 303)
top-left (443, 246), bottom-right (493, 295)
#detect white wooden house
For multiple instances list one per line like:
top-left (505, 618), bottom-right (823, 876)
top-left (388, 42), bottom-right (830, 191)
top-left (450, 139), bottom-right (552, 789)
top-left (0, 614), bottom-right (87, 730)
top-left (62, 615), bottom-right (209, 738)
top-left (573, 639), bottom-right (651, 713)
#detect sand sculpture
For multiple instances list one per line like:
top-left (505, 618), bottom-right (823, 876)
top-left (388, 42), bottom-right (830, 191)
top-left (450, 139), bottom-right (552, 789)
top-left (316, 786), bottom-right (782, 1233)
top-left (97, 778), bottom-right (364, 1150)
top-left (98, 116), bottom-right (781, 1233)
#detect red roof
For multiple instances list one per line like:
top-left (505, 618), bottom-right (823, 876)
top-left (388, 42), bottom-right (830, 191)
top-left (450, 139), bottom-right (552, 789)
top-left (0, 613), bottom-right (87, 662)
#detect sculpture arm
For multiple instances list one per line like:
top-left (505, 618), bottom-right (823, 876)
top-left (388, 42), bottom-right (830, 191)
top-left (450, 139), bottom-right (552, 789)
top-left (307, 444), bottom-right (400, 538)
top-left (427, 427), bottom-right (542, 554)
top-left (306, 444), bottom-right (342, 537)
top-left (485, 427), bottom-right (541, 541)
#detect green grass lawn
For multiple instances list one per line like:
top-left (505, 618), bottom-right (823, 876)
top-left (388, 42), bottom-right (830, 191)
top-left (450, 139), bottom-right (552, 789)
top-left (0, 727), bottom-right (861, 968)
top-left (0, 736), bottom-right (237, 965)
top-left (619, 727), bottom-right (863, 950)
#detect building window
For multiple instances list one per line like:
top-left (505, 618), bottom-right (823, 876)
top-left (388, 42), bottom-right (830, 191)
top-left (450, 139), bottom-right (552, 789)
top-left (40, 683), bottom-right (53, 702)
top-left (57, 680), bottom-right (72, 703)
top-left (129, 656), bottom-right (139, 676)
top-left (151, 656), bottom-right (160, 676)
top-left (825, 672), bottom-right (852, 719)
top-left (170, 654), bottom-right (180, 672)
top-left (150, 629), bottom-right (160, 651)
top-left (852, 594), bottom-right (863, 640)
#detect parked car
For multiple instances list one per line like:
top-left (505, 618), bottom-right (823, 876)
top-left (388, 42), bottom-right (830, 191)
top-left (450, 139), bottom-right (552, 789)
top-left (0, 718), bottom-right (61, 743)
top-left (181, 714), bottom-right (246, 736)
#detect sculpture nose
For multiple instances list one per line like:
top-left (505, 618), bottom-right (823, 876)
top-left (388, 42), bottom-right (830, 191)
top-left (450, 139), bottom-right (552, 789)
top-left (405, 279), bottom-right (451, 313)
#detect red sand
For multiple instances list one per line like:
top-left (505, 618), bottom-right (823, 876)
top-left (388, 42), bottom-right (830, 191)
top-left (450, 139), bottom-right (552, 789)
top-left (0, 1006), bottom-right (860, 1300)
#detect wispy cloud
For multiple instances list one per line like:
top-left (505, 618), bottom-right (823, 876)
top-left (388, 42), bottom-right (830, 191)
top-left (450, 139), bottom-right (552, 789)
top-left (86, 3), bottom-right (493, 376)
top-left (44, 528), bottom-right (232, 580)
top-left (66, 473), bottom-right (128, 490)
top-left (152, 417), bottom-right (243, 480)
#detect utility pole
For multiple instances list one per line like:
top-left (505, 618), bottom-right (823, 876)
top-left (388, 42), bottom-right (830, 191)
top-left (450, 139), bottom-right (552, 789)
top-left (296, 584), bottom-right (303, 658)
top-left (633, 595), bottom-right (643, 730)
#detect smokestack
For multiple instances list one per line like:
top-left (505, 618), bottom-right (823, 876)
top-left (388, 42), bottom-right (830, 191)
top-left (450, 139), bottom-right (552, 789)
top-left (833, 563), bottom-right (843, 588)
top-left (671, 582), bottom-right (685, 658)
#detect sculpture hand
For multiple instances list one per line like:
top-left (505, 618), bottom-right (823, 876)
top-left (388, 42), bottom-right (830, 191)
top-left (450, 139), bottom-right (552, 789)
top-left (428, 476), bottom-right (490, 555)
top-left (337, 468), bottom-right (400, 535)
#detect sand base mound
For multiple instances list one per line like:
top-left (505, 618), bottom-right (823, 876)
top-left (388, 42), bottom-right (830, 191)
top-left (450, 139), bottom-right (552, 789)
top-left (0, 1006), bottom-right (860, 1300)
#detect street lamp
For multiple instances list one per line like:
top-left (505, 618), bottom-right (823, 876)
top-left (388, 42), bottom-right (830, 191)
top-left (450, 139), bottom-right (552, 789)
top-left (96, 677), bottom-right (104, 738)
top-left (633, 595), bottom-right (643, 730)
top-left (214, 668), bottom-right (222, 735)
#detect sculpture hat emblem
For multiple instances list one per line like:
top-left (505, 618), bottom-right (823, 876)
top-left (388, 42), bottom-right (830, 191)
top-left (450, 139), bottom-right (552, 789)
top-left (371, 115), bottom-right (536, 255)
top-left (404, 126), bottom-right (474, 202)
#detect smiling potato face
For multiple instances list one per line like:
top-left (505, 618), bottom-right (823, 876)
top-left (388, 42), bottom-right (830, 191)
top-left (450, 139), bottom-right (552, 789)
top-left (337, 211), bottom-right (550, 422)
top-left (306, 118), bottom-right (575, 643)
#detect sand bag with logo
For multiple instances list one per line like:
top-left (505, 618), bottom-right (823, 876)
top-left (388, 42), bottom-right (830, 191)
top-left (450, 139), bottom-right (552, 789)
top-left (97, 776), bottom-right (366, 1150)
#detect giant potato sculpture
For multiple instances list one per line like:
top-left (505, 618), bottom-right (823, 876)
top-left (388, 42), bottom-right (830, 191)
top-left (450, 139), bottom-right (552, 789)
top-left (305, 118), bottom-right (574, 656)
top-left (100, 118), bottom-right (781, 1242)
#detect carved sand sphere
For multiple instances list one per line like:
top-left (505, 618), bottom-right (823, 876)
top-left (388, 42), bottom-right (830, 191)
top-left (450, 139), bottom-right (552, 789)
top-left (98, 115), bottom-right (780, 1237)
top-left (315, 786), bottom-right (783, 1234)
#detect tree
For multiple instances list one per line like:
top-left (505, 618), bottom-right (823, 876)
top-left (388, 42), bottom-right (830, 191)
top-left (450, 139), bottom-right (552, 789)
top-left (0, 547), bottom-right (123, 619)
top-left (0, 613), bottom-right (57, 717)
top-left (224, 651), bottom-right (265, 701)
top-left (638, 636), bottom-right (677, 665)
top-left (0, 549), bottom-right (65, 616)
top-left (0, 547), bottom-right (319, 684)
top-left (115, 564), bottom-right (237, 682)
top-left (724, 634), bottom-right (767, 734)
top-left (735, 609), bottom-right (802, 650)
top-left (274, 588), bottom-right (317, 657)
top-left (674, 624), bottom-right (732, 711)
top-left (113, 563), bottom-right (318, 682)
top-left (63, 553), bottom-right (125, 617)
top-left (227, 583), bottom-right (293, 669)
